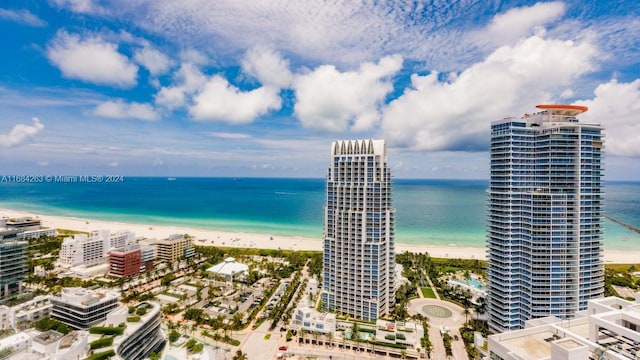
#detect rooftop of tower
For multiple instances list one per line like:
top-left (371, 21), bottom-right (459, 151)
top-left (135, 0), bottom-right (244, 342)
top-left (535, 104), bottom-right (588, 117)
top-left (492, 103), bottom-right (596, 126)
top-left (331, 139), bottom-right (386, 156)
top-left (521, 103), bottom-right (595, 125)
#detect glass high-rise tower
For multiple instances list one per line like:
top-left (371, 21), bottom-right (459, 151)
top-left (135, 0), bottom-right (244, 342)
top-left (321, 139), bottom-right (395, 321)
top-left (0, 229), bottom-right (28, 297)
top-left (487, 104), bottom-right (604, 333)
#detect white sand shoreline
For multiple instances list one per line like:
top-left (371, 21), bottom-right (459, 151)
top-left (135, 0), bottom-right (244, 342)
top-left (2, 207), bottom-right (639, 264)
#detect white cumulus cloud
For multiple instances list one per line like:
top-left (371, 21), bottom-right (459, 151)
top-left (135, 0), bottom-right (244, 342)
top-left (94, 100), bottom-right (159, 120)
top-left (575, 79), bottom-right (640, 157)
top-left (47, 30), bottom-right (138, 87)
top-left (381, 35), bottom-right (597, 151)
top-left (156, 50), bottom-right (289, 124)
top-left (473, 2), bottom-right (566, 46)
top-left (155, 63), bottom-right (207, 109)
top-left (242, 46), bottom-right (293, 88)
top-left (134, 46), bottom-right (172, 76)
top-left (189, 76), bottom-right (281, 124)
top-left (0, 118), bottom-right (44, 147)
top-left (293, 55), bottom-right (402, 132)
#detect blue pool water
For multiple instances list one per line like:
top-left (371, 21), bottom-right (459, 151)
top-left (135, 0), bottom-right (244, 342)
top-left (451, 277), bottom-right (485, 290)
top-left (345, 331), bottom-right (373, 341)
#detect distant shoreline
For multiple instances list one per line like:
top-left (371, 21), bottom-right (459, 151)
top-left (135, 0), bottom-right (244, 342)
top-left (3, 207), bottom-right (640, 264)
top-left (1, 178), bottom-right (639, 251)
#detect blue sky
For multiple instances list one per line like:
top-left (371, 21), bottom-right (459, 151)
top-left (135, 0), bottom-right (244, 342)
top-left (1, 0), bottom-right (639, 179)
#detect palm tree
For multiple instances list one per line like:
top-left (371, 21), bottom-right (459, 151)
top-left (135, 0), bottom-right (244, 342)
top-left (212, 331), bottom-right (222, 348)
top-left (313, 331), bottom-right (319, 347)
top-left (232, 350), bottom-right (248, 360)
top-left (370, 335), bottom-right (376, 356)
top-left (463, 307), bottom-right (471, 324)
top-left (475, 297), bottom-right (487, 314)
top-left (351, 322), bottom-right (361, 349)
top-left (212, 315), bottom-right (224, 330)
top-left (43, 261), bottom-right (54, 277)
top-left (300, 328), bottom-right (307, 345)
top-left (325, 331), bottom-right (333, 348)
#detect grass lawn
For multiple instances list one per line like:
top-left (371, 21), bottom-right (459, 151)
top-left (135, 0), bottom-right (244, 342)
top-left (421, 287), bottom-right (436, 298)
top-left (605, 264), bottom-right (640, 272)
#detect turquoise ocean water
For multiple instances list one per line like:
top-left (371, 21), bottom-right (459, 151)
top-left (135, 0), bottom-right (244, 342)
top-left (0, 178), bottom-right (638, 250)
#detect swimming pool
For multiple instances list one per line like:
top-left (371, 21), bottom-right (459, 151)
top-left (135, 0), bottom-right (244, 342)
top-left (448, 275), bottom-right (487, 296)
top-left (453, 276), bottom-right (485, 290)
top-left (344, 331), bottom-right (374, 341)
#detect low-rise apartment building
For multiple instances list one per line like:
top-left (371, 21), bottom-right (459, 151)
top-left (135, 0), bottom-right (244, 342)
top-left (1, 217), bottom-right (41, 231)
top-left (154, 234), bottom-right (194, 263)
top-left (0, 295), bottom-right (52, 330)
top-left (50, 288), bottom-right (120, 330)
top-left (108, 245), bottom-right (142, 278)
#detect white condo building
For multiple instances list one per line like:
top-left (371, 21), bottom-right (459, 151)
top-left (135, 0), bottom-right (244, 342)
top-left (109, 230), bottom-right (135, 249)
top-left (0, 295), bottom-right (51, 330)
top-left (50, 288), bottom-right (120, 329)
top-left (293, 299), bottom-right (337, 335)
top-left (321, 139), bottom-right (395, 321)
top-left (487, 104), bottom-right (604, 333)
top-left (58, 230), bottom-right (135, 268)
top-left (488, 294), bottom-right (640, 360)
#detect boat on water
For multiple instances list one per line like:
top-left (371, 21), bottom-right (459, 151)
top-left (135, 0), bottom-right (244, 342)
top-left (167, 177), bottom-right (176, 181)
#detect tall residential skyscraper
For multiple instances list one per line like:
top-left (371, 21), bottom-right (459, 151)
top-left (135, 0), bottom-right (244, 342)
top-left (321, 139), bottom-right (395, 321)
top-left (487, 104), bottom-right (604, 333)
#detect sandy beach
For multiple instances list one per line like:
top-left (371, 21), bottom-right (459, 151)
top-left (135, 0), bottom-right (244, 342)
top-left (2, 208), bottom-right (639, 264)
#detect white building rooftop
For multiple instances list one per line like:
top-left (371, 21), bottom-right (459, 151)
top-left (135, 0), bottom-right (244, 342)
top-left (206, 257), bottom-right (248, 279)
top-left (54, 287), bottom-right (119, 307)
top-left (0, 331), bottom-right (31, 349)
top-left (489, 294), bottom-right (640, 360)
